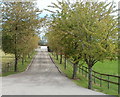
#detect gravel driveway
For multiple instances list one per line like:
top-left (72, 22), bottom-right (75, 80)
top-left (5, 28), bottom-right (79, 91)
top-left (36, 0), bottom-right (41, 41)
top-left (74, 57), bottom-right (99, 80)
top-left (1, 47), bottom-right (105, 95)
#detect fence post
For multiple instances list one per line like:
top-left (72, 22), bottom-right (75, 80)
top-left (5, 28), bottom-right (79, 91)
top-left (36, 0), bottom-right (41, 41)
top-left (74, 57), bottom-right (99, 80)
top-left (85, 67), bottom-right (87, 77)
top-left (10, 63), bottom-right (12, 71)
top-left (108, 75), bottom-right (110, 89)
top-left (100, 74), bottom-right (102, 87)
top-left (7, 64), bottom-right (9, 72)
top-left (5, 64), bottom-right (7, 72)
top-left (94, 72), bottom-right (96, 84)
top-left (118, 77), bottom-right (120, 96)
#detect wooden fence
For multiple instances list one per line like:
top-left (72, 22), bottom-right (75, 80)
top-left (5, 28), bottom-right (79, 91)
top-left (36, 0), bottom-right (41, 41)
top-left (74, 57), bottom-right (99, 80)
top-left (46, 53), bottom-right (120, 95)
top-left (2, 62), bottom-right (15, 73)
top-left (79, 65), bottom-right (120, 94)
top-left (66, 59), bottom-right (120, 93)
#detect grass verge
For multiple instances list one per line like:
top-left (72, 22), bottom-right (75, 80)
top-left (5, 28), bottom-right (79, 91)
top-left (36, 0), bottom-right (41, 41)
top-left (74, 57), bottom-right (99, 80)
top-left (49, 53), bottom-right (118, 96)
top-left (1, 51), bottom-right (37, 77)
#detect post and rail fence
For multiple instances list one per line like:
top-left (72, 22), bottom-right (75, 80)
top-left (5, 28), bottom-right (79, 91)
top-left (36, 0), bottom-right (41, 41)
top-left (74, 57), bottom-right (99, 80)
top-left (2, 62), bottom-right (15, 73)
top-left (79, 65), bottom-right (120, 95)
top-left (51, 52), bottom-right (120, 95)
top-left (67, 58), bottom-right (120, 95)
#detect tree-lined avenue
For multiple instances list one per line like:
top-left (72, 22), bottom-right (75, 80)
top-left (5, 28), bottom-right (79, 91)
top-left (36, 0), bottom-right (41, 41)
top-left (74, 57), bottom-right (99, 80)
top-left (2, 46), bottom-right (104, 95)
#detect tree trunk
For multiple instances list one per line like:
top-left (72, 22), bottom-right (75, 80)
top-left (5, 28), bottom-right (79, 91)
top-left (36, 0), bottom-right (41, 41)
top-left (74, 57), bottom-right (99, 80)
top-left (64, 56), bottom-right (67, 69)
top-left (48, 46), bottom-right (50, 52)
top-left (28, 54), bottom-right (30, 58)
top-left (72, 63), bottom-right (77, 79)
top-left (22, 57), bottom-right (24, 65)
top-left (56, 54), bottom-right (58, 60)
top-left (88, 65), bottom-right (92, 89)
top-left (14, 55), bottom-right (18, 72)
top-left (14, 26), bottom-right (18, 72)
top-left (60, 54), bottom-right (62, 64)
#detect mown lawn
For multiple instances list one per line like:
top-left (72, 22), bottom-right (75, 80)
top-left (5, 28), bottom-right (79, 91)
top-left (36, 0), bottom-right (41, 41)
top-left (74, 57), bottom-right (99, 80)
top-left (49, 53), bottom-right (119, 96)
top-left (93, 60), bottom-right (118, 75)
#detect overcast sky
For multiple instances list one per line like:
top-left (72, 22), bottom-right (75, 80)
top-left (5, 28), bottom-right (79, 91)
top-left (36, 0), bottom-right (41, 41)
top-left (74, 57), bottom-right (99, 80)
top-left (36, 0), bottom-right (119, 17)
top-left (36, 0), bottom-right (119, 37)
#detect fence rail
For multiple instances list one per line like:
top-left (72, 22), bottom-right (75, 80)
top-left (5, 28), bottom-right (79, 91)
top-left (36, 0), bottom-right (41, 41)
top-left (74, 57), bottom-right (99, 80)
top-left (79, 65), bottom-right (120, 94)
top-left (66, 59), bottom-right (120, 94)
top-left (48, 53), bottom-right (120, 94)
top-left (2, 62), bottom-right (15, 73)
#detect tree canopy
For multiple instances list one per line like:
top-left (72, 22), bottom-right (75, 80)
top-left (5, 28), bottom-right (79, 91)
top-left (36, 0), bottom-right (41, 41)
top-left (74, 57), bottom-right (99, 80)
top-left (46, 0), bottom-right (118, 89)
top-left (2, 2), bottom-right (43, 72)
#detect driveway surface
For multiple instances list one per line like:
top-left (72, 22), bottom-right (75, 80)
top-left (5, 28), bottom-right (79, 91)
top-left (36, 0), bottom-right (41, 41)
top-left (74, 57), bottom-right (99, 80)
top-left (1, 46), bottom-right (105, 95)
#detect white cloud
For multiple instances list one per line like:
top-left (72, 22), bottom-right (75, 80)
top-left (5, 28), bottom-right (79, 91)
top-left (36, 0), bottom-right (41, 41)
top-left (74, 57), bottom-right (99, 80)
top-left (36, 0), bottom-right (119, 16)
top-left (36, 0), bottom-right (58, 16)
top-left (36, 0), bottom-right (57, 10)
top-left (36, 0), bottom-right (119, 9)
top-left (36, 0), bottom-right (58, 13)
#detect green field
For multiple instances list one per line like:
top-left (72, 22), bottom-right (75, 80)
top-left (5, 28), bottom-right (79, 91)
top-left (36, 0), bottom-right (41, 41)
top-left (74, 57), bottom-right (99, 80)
top-left (93, 60), bottom-right (118, 75)
top-left (50, 53), bottom-right (119, 95)
top-left (0, 49), bottom-right (15, 64)
top-left (0, 49), bottom-right (36, 76)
